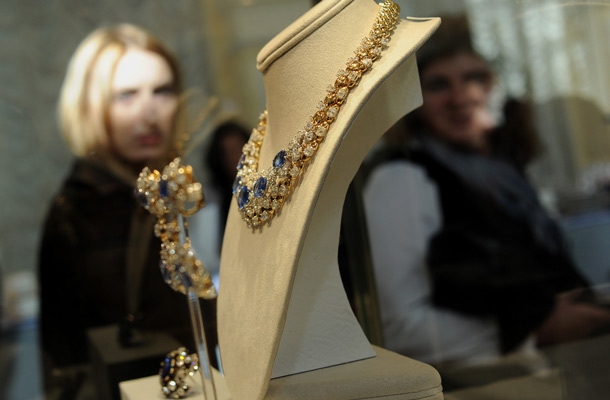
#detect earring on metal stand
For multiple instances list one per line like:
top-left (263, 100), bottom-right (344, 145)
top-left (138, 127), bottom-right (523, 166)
top-left (137, 157), bottom-right (217, 399)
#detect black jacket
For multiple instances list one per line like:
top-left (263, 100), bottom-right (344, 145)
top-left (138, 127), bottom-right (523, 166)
top-left (38, 159), bottom-right (193, 368)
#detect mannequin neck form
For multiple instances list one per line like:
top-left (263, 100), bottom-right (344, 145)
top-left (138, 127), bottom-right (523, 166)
top-left (256, 0), bottom-right (381, 165)
top-left (218, 0), bottom-right (441, 397)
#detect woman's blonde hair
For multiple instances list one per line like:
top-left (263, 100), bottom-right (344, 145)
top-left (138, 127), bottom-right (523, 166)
top-left (58, 24), bottom-right (184, 159)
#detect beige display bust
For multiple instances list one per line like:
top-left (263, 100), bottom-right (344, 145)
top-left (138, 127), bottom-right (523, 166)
top-left (217, 1), bottom-right (443, 400)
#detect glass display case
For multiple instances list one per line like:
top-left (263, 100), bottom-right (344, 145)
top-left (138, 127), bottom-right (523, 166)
top-left (1, 1), bottom-right (608, 399)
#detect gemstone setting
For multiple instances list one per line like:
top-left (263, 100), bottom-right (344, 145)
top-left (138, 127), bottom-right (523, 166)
top-left (253, 177), bottom-right (267, 197)
top-left (273, 150), bottom-right (287, 169)
top-left (159, 179), bottom-right (169, 198)
top-left (238, 186), bottom-right (250, 209)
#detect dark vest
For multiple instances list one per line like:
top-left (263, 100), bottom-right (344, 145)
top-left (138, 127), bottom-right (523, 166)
top-left (406, 135), bottom-right (586, 352)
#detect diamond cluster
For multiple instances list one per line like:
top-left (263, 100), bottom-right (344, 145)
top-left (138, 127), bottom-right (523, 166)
top-left (159, 347), bottom-right (199, 399)
top-left (232, 1), bottom-right (400, 228)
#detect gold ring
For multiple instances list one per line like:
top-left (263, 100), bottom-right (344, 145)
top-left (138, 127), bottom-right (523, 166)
top-left (159, 347), bottom-right (199, 399)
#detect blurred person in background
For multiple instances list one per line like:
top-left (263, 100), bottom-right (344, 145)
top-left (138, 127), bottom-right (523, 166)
top-left (188, 121), bottom-right (249, 290)
top-left (37, 24), bottom-right (200, 398)
top-left (363, 15), bottom-right (610, 377)
top-left (181, 121), bottom-right (249, 368)
top-left (205, 121), bottom-right (249, 242)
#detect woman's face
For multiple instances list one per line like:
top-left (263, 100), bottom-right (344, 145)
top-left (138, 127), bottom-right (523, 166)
top-left (419, 52), bottom-right (495, 149)
top-left (107, 48), bottom-right (178, 167)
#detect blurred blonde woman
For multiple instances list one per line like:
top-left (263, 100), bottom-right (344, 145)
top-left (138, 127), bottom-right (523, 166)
top-left (38, 24), bottom-right (194, 397)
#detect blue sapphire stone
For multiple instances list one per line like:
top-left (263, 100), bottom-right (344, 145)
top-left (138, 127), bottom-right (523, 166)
top-left (253, 177), bottom-right (267, 197)
top-left (238, 186), bottom-right (250, 209)
top-left (159, 179), bottom-right (169, 198)
top-left (232, 175), bottom-right (242, 195)
top-left (135, 190), bottom-right (149, 207)
top-left (181, 273), bottom-right (193, 290)
top-left (161, 357), bottom-right (173, 378)
top-left (237, 154), bottom-right (246, 170)
top-left (273, 150), bottom-right (287, 169)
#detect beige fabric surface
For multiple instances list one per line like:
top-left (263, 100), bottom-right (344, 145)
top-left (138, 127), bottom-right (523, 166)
top-left (119, 368), bottom-right (230, 400)
top-left (218, 1), bottom-right (441, 399)
top-left (119, 347), bottom-right (443, 400)
top-left (267, 346), bottom-right (443, 400)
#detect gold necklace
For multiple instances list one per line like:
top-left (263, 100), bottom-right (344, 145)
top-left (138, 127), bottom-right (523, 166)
top-left (233, 0), bottom-right (400, 228)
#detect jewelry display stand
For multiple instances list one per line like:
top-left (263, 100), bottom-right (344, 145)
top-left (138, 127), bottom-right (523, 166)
top-left (120, 1), bottom-right (443, 399)
top-left (218, 1), bottom-right (442, 399)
